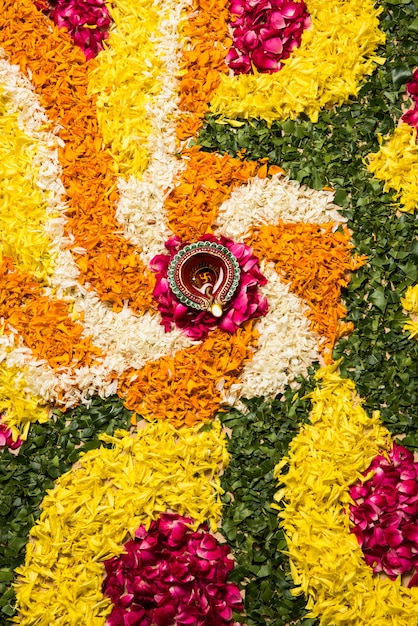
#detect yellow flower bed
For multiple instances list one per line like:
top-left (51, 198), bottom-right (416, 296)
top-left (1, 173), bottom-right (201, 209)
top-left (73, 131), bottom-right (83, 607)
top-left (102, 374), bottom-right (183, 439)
top-left (210, 0), bottom-right (385, 124)
top-left (0, 364), bottom-right (49, 441)
top-left (87, 0), bottom-right (164, 178)
top-left (14, 421), bottom-right (229, 625)
top-left (401, 284), bottom-right (418, 339)
top-left (275, 364), bottom-right (418, 625)
top-left (367, 123), bottom-right (418, 214)
top-left (0, 88), bottom-right (54, 280)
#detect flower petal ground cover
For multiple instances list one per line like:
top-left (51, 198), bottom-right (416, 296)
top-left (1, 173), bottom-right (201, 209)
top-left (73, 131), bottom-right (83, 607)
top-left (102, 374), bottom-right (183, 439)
top-left (0, 1), bottom-right (418, 625)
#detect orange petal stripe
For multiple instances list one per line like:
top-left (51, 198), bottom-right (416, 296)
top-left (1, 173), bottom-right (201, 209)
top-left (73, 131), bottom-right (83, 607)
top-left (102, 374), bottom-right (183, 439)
top-left (166, 146), bottom-right (261, 241)
top-left (247, 223), bottom-right (367, 361)
top-left (176, 0), bottom-right (231, 142)
top-left (0, 257), bottom-right (101, 370)
top-left (0, 0), bottom-right (155, 314)
top-left (118, 323), bottom-right (258, 427)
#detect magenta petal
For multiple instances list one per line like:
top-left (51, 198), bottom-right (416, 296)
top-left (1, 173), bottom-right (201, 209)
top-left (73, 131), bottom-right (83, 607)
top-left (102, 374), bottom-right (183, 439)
top-left (383, 527), bottom-right (403, 548)
top-left (243, 30), bottom-right (259, 49)
top-left (402, 106), bottom-right (418, 129)
top-left (0, 423), bottom-right (22, 450)
top-left (230, 0), bottom-right (245, 16)
top-left (399, 479), bottom-right (418, 496)
top-left (228, 55), bottom-right (252, 74)
top-left (408, 570), bottom-right (418, 588)
top-left (403, 524), bottom-right (418, 543)
top-left (407, 81), bottom-right (418, 98)
top-left (106, 607), bottom-right (126, 626)
top-left (281, 1), bottom-right (299, 18)
top-left (269, 11), bottom-right (286, 29)
top-left (262, 36), bottom-right (283, 55)
top-left (225, 48), bottom-right (239, 63)
top-left (251, 47), bottom-right (279, 72)
top-left (152, 604), bottom-right (177, 626)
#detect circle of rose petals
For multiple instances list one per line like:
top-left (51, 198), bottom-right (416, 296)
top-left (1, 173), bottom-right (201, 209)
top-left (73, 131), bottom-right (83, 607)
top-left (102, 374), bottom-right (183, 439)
top-left (350, 442), bottom-right (418, 587)
top-left (401, 68), bottom-right (418, 130)
top-left (35, 0), bottom-right (112, 60)
top-left (102, 513), bottom-right (244, 626)
top-left (226, 0), bottom-right (311, 74)
top-left (150, 234), bottom-right (268, 341)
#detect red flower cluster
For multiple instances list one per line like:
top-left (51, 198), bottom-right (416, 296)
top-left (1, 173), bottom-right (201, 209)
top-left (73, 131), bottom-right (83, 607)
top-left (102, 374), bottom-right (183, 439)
top-left (35, 0), bottom-right (112, 60)
top-left (150, 235), bottom-right (268, 341)
top-left (350, 442), bottom-right (418, 586)
top-left (401, 68), bottom-right (418, 129)
top-left (0, 422), bottom-right (22, 452)
top-left (226, 0), bottom-right (310, 74)
top-left (102, 513), bottom-right (243, 626)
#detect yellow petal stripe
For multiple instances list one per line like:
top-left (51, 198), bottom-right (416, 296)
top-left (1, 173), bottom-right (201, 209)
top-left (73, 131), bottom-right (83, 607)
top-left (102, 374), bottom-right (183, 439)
top-left (0, 87), bottom-right (54, 281)
top-left (401, 284), bottom-right (418, 339)
top-left (275, 364), bottom-right (418, 625)
top-left (210, 0), bottom-right (385, 124)
top-left (0, 364), bottom-right (49, 441)
top-left (367, 123), bottom-right (418, 214)
top-left (87, 0), bottom-right (164, 178)
top-left (13, 421), bottom-right (229, 625)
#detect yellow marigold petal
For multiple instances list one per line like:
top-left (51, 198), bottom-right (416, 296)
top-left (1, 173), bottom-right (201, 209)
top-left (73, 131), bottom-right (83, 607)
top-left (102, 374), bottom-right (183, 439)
top-left (0, 0), bottom-right (156, 314)
top-left (403, 319), bottom-right (418, 340)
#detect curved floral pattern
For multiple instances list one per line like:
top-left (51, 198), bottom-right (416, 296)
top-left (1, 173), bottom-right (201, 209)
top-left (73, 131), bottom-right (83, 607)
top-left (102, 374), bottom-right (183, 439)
top-left (0, 0), bottom-right (362, 432)
top-left (367, 68), bottom-right (418, 214)
top-left (210, 0), bottom-right (385, 123)
top-left (14, 422), bottom-right (229, 624)
top-left (367, 124), bottom-right (418, 214)
top-left (275, 365), bottom-right (418, 625)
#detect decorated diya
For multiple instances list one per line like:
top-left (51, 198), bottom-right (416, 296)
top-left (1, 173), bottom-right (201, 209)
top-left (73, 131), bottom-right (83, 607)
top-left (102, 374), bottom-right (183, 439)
top-left (167, 241), bottom-right (241, 317)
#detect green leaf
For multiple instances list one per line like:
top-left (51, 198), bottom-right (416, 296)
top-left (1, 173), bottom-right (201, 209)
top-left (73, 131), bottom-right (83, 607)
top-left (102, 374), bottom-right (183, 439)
top-left (391, 65), bottom-right (413, 89)
top-left (409, 16), bottom-right (418, 31)
top-left (0, 572), bottom-right (13, 583)
top-left (369, 286), bottom-right (388, 312)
